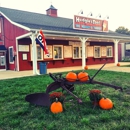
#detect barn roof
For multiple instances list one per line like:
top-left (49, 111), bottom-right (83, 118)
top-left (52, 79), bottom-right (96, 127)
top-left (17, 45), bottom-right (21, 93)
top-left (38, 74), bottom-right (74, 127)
top-left (0, 6), bottom-right (130, 40)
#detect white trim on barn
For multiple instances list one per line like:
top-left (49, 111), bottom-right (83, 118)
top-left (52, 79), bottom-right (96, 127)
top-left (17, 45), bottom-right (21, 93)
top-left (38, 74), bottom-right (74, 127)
top-left (0, 12), bottom-right (31, 31)
top-left (16, 32), bottom-right (32, 71)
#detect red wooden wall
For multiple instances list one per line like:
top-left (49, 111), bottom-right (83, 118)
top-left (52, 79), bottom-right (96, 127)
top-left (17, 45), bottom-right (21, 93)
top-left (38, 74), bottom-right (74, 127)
top-left (1, 16), bottom-right (28, 70)
top-left (17, 39), bottom-right (115, 71)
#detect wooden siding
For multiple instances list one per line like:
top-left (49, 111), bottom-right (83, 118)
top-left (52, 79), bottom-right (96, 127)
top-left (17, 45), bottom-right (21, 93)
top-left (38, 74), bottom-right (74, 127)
top-left (2, 16), bottom-right (28, 70)
top-left (17, 39), bottom-right (115, 71)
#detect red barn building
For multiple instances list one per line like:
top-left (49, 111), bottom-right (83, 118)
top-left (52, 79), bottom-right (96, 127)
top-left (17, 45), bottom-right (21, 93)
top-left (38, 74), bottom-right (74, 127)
top-left (0, 5), bottom-right (130, 73)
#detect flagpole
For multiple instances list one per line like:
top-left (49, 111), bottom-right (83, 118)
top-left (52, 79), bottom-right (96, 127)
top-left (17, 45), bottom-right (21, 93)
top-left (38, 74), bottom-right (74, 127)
top-left (31, 31), bottom-right (39, 75)
top-left (35, 31), bottom-right (40, 75)
top-left (35, 29), bottom-right (50, 75)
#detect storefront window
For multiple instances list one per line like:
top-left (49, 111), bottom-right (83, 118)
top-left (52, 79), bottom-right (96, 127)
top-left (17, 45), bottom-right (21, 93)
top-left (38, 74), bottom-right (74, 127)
top-left (73, 46), bottom-right (82, 59)
top-left (53, 45), bottom-right (63, 59)
top-left (30, 45), bottom-right (43, 61)
top-left (80, 47), bottom-right (82, 57)
top-left (94, 46), bottom-right (101, 58)
top-left (9, 46), bottom-right (14, 63)
top-left (107, 46), bottom-right (113, 57)
top-left (37, 46), bottom-right (43, 60)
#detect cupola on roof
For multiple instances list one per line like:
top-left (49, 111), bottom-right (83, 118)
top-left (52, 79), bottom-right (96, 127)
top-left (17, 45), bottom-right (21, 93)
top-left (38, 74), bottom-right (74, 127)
top-left (46, 5), bottom-right (57, 10)
top-left (46, 4), bottom-right (57, 17)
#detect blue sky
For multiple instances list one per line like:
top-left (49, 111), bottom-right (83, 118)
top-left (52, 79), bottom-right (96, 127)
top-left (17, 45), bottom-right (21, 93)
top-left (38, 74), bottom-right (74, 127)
top-left (0, 0), bottom-right (130, 31)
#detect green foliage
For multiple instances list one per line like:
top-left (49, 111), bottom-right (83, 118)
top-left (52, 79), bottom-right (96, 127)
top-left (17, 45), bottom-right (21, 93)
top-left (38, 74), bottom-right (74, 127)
top-left (121, 57), bottom-right (130, 62)
top-left (0, 70), bottom-right (130, 130)
top-left (115, 26), bottom-right (130, 35)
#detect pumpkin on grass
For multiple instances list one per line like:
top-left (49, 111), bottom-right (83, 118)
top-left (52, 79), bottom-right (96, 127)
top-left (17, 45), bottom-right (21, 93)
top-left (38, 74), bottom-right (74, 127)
top-left (99, 97), bottom-right (113, 110)
top-left (117, 63), bottom-right (120, 66)
top-left (84, 65), bottom-right (88, 70)
top-left (78, 71), bottom-right (89, 82)
top-left (66, 71), bottom-right (77, 82)
top-left (50, 98), bottom-right (63, 114)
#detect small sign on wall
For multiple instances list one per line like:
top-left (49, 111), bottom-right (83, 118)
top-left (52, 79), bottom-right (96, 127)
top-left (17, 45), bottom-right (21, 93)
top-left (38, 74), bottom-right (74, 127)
top-left (19, 45), bottom-right (29, 52)
top-left (69, 41), bottom-right (81, 46)
top-left (22, 53), bottom-right (27, 60)
top-left (69, 41), bottom-right (90, 46)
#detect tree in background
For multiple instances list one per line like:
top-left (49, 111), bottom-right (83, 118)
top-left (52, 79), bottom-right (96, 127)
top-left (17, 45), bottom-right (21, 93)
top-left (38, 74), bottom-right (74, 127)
top-left (115, 26), bottom-right (130, 35)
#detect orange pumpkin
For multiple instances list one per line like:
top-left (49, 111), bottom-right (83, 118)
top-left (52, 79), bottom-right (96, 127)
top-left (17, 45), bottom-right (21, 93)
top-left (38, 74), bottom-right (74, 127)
top-left (117, 63), bottom-right (120, 66)
top-left (66, 72), bottom-right (77, 82)
top-left (50, 98), bottom-right (63, 114)
top-left (84, 65), bottom-right (88, 70)
top-left (99, 98), bottom-right (113, 110)
top-left (77, 71), bottom-right (89, 82)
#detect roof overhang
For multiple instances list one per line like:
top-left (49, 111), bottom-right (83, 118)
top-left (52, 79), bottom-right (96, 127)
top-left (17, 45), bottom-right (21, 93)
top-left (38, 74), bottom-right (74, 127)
top-left (30, 29), bottom-right (130, 43)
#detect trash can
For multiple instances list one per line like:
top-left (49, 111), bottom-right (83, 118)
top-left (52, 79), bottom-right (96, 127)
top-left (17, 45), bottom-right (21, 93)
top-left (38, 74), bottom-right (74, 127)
top-left (39, 62), bottom-right (47, 74)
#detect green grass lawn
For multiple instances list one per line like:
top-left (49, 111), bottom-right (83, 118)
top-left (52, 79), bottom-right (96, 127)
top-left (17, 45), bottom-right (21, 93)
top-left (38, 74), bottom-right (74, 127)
top-left (0, 70), bottom-right (130, 130)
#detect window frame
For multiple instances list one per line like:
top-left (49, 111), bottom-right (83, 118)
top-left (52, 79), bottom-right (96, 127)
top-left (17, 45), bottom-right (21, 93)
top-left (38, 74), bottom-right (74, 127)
top-left (72, 45), bottom-right (83, 59)
top-left (53, 45), bottom-right (63, 60)
top-left (9, 46), bottom-right (14, 64)
top-left (30, 44), bottom-right (43, 61)
top-left (94, 46), bottom-right (101, 58)
top-left (106, 46), bottom-right (113, 57)
top-left (36, 45), bottom-right (43, 60)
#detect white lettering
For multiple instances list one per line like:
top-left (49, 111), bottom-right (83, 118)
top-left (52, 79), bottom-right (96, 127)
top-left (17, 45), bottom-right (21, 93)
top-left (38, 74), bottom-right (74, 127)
top-left (75, 16), bottom-right (101, 25)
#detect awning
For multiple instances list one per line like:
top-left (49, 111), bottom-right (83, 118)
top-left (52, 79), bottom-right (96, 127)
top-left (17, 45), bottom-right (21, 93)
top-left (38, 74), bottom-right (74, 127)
top-left (0, 45), bottom-right (7, 51)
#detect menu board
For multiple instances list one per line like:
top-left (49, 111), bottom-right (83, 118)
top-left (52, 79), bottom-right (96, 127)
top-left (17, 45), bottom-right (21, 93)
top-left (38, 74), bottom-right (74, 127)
top-left (44, 46), bottom-right (52, 59)
top-left (87, 46), bottom-right (94, 57)
top-left (64, 46), bottom-right (72, 58)
top-left (101, 46), bottom-right (106, 56)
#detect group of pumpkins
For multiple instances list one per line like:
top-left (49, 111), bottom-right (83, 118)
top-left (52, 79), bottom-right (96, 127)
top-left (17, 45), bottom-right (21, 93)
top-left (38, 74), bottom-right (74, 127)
top-left (66, 71), bottom-right (89, 82)
top-left (50, 97), bottom-right (114, 114)
top-left (50, 65), bottom-right (114, 114)
top-left (66, 65), bottom-right (89, 82)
